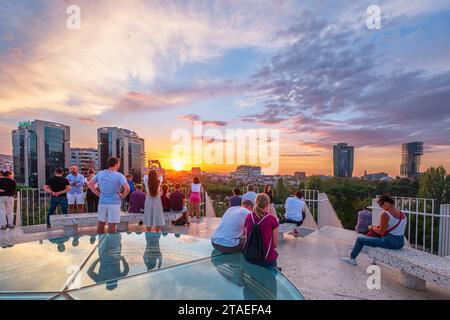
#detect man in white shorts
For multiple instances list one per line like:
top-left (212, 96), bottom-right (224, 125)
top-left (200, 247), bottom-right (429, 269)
top-left (67, 166), bottom-right (85, 214)
top-left (88, 157), bottom-right (130, 234)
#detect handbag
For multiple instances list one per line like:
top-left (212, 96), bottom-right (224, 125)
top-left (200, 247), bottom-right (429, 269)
top-left (366, 211), bottom-right (405, 238)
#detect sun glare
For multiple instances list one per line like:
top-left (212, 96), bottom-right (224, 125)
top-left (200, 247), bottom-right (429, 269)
top-left (171, 159), bottom-right (185, 171)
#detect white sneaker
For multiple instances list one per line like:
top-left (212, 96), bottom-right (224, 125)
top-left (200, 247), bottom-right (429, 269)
top-left (341, 257), bottom-right (357, 266)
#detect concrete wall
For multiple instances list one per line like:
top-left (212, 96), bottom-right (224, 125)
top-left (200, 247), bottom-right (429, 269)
top-left (318, 193), bottom-right (343, 229)
top-left (303, 204), bottom-right (318, 229)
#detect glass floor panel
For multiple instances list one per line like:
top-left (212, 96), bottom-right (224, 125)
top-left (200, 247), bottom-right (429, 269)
top-left (0, 235), bottom-right (99, 292)
top-left (67, 253), bottom-right (302, 300)
top-left (0, 231), bottom-right (303, 300)
top-left (69, 232), bottom-right (219, 290)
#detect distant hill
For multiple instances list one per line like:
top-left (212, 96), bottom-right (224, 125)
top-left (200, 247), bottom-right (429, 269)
top-left (0, 154), bottom-right (12, 161)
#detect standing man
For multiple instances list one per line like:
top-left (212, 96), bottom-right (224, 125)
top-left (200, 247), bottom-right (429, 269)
top-left (44, 168), bottom-right (71, 228)
top-left (88, 157), bottom-right (130, 234)
top-left (0, 171), bottom-right (17, 230)
top-left (67, 166), bottom-right (85, 214)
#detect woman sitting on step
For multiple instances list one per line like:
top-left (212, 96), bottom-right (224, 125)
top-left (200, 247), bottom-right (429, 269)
top-left (341, 194), bottom-right (407, 266)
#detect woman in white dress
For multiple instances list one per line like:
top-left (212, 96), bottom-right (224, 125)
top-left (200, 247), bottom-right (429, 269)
top-left (143, 170), bottom-right (165, 232)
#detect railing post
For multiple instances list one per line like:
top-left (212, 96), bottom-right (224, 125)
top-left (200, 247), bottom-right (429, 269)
top-left (16, 191), bottom-right (22, 228)
top-left (438, 204), bottom-right (450, 257)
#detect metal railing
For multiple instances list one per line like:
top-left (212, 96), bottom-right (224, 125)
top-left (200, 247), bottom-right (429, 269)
top-left (15, 187), bottom-right (207, 228)
top-left (371, 197), bottom-right (450, 256)
top-left (301, 189), bottom-right (319, 221)
top-left (438, 204), bottom-right (450, 256)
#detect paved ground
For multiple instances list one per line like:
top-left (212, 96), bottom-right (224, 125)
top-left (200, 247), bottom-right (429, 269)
top-left (278, 226), bottom-right (450, 300)
top-left (1, 220), bottom-right (449, 300)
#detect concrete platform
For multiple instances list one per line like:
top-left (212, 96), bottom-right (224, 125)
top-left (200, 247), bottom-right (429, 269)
top-left (277, 226), bottom-right (450, 300)
top-left (1, 222), bottom-right (449, 300)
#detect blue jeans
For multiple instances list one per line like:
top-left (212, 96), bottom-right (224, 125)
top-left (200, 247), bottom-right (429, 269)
top-left (350, 233), bottom-right (404, 259)
top-left (47, 197), bottom-right (68, 226)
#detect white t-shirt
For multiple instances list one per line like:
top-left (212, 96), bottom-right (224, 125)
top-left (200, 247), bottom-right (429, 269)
top-left (285, 197), bottom-right (306, 222)
top-left (242, 191), bottom-right (258, 206)
top-left (191, 183), bottom-right (201, 193)
top-left (211, 206), bottom-right (251, 247)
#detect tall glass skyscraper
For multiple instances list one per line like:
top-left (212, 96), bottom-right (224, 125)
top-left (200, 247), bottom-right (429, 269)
top-left (97, 127), bottom-right (145, 179)
top-left (12, 120), bottom-right (70, 188)
top-left (400, 142), bottom-right (424, 179)
top-left (333, 143), bottom-right (354, 178)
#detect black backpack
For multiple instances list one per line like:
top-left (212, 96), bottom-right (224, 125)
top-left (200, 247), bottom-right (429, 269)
top-left (243, 213), bottom-right (272, 265)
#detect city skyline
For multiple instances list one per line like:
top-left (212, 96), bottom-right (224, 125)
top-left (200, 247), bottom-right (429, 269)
top-left (1, 1), bottom-right (450, 176)
top-left (8, 117), bottom-right (440, 178)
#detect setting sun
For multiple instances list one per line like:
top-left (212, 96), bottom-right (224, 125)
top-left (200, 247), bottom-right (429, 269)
top-left (171, 159), bottom-right (185, 171)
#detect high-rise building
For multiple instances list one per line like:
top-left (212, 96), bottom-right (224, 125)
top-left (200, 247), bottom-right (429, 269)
top-left (97, 127), bottom-right (145, 178)
top-left (333, 143), bottom-right (354, 178)
top-left (191, 167), bottom-right (202, 177)
top-left (12, 120), bottom-right (70, 188)
top-left (400, 142), bottom-right (424, 179)
top-left (70, 148), bottom-right (99, 176)
top-left (294, 172), bottom-right (306, 181)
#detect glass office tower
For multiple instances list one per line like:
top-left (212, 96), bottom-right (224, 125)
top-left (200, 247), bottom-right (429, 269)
top-left (97, 127), bottom-right (145, 180)
top-left (400, 142), bottom-right (424, 179)
top-left (12, 120), bottom-right (70, 188)
top-left (333, 143), bottom-right (354, 178)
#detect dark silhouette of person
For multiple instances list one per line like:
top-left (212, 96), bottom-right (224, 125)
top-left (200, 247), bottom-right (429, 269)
top-left (49, 236), bottom-right (70, 253)
top-left (143, 232), bottom-right (163, 271)
top-left (211, 250), bottom-right (278, 300)
top-left (87, 233), bottom-right (129, 290)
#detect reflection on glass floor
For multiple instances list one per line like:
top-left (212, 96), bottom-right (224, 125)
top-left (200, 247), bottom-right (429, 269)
top-left (0, 232), bottom-right (303, 300)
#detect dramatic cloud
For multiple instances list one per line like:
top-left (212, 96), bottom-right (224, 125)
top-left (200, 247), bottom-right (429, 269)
top-left (180, 114), bottom-right (228, 127)
top-left (247, 5), bottom-right (450, 149)
top-left (0, 0), bottom-right (297, 116)
top-left (0, 0), bottom-right (449, 174)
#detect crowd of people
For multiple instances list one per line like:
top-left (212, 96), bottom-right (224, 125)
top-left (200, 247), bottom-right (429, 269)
top-left (213, 186), bottom-right (408, 270)
top-left (2, 160), bottom-right (409, 272)
top-left (42, 157), bottom-right (203, 233)
top-left (210, 185), bottom-right (308, 270)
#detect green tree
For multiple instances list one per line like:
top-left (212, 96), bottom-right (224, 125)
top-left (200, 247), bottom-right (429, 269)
top-left (274, 178), bottom-right (290, 204)
top-left (306, 175), bottom-right (324, 191)
top-left (418, 166), bottom-right (449, 210)
top-left (298, 181), bottom-right (306, 191)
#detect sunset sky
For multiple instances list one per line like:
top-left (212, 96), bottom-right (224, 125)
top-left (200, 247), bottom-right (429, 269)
top-left (0, 0), bottom-right (449, 176)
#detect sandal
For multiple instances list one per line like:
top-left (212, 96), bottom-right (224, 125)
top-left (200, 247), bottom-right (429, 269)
top-left (8, 225), bottom-right (15, 230)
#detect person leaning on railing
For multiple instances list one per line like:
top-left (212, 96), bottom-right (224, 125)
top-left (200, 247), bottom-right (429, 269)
top-left (341, 194), bottom-right (407, 266)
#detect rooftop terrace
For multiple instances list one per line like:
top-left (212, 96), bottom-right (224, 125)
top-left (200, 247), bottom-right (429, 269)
top-left (1, 216), bottom-right (449, 300)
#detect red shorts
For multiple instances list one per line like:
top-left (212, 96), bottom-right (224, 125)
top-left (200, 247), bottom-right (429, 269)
top-left (190, 192), bottom-right (201, 203)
